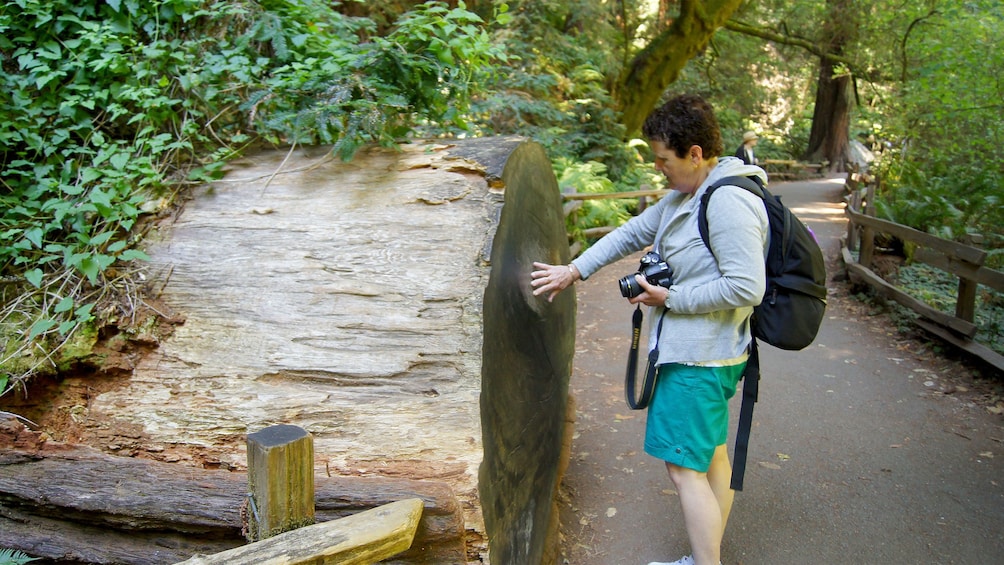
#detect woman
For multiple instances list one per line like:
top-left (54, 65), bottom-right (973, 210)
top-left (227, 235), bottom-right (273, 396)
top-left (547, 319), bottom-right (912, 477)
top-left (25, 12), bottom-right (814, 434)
top-left (531, 94), bottom-right (769, 565)
top-left (734, 130), bottom-right (758, 165)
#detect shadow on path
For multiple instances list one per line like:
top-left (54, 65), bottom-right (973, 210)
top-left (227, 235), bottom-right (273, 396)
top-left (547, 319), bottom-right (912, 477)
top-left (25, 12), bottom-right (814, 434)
top-left (558, 176), bottom-right (1004, 565)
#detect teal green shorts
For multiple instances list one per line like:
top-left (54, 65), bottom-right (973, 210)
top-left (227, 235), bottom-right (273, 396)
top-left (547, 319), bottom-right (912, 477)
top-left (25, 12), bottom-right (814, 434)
top-left (644, 362), bottom-right (745, 472)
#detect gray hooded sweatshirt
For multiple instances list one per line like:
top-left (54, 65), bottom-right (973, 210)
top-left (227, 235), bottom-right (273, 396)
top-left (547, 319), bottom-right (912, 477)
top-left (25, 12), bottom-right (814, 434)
top-left (571, 157), bottom-right (769, 366)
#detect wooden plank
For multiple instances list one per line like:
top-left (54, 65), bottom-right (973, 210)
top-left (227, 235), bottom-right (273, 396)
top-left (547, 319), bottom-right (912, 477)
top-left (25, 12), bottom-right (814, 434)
top-left (568, 241), bottom-right (582, 259)
top-left (841, 246), bottom-right (855, 267)
top-left (175, 498), bottom-right (424, 565)
top-left (914, 248), bottom-right (1004, 292)
top-left (582, 226), bottom-right (615, 238)
top-left (846, 207), bottom-right (987, 265)
top-left (914, 319), bottom-right (1004, 373)
top-left (562, 188), bottom-right (667, 201)
top-left (844, 257), bottom-right (977, 338)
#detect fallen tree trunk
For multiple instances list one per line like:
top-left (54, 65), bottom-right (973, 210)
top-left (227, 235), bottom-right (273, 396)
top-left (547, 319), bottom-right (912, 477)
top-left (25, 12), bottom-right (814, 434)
top-left (478, 141), bottom-right (576, 565)
top-left (0, 419), bottom-right (465, 564)
top-left (1, 137), bottom-right (577, 564)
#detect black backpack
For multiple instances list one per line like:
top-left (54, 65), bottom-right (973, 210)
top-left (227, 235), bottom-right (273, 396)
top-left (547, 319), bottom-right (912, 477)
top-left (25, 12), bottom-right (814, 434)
top-left (698, 175), bottom-right (827, 490)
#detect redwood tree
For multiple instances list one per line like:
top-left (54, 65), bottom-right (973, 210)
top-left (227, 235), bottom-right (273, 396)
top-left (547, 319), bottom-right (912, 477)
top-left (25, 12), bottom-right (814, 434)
top-left (803, 0), bottom-right (857, 170)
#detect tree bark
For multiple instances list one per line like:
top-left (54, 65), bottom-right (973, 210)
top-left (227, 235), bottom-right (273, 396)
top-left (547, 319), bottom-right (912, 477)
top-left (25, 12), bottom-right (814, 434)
top-left (804, 0), bottom-right (857, 171)
top-left (804, 58), bottom-right (853, 171)
top-left (614, 0), bottom-right (744, 135)
top-left (721, 19), bottom-right (856, 69)
top-left (478, 141), bottom-right (576, 565)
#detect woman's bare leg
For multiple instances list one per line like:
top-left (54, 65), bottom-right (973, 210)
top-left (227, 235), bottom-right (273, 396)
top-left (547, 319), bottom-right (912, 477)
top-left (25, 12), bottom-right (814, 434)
top-left (706, 444), bottom-right (735, 537)
top-left (667, 463), bottom-right (722, 565)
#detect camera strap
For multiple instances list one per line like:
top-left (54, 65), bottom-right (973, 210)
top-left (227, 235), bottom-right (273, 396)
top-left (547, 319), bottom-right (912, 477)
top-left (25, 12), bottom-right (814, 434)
top-left (625, 306), bottom-right (666, 410)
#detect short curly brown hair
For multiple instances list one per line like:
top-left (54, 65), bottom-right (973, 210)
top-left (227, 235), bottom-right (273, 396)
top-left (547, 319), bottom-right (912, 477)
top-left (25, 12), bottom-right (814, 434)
top-left (641, 94), bottom-right (724, 159)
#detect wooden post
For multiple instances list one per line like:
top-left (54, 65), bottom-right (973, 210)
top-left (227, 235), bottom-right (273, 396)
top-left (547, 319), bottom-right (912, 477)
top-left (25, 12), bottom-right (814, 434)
top-left (956, 234), bottom-right (984, 323)
top-left (957, 277), bottom-right (978, 323)
top-left (845, 173), bottom-right (861, 251)
top-left (859, 183), bottom-right (877, 268)
top-left (846, 189), bottom-right (863, 251)
top-left (246, 424), bottom-right (315, 541)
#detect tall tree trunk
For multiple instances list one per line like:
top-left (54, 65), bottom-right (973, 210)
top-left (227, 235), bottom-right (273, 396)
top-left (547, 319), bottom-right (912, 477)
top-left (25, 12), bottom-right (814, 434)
top-left (804, 59), bottom-right (852, 171)
top-left (804, 0), bottom-right (857, 171)
top-left (614, 0), bottom-right (744, 135)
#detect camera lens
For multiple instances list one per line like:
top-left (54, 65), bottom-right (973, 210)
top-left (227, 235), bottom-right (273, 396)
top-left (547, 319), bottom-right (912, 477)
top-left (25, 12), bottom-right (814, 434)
top-left (618, 274), bottom-right (642, 298)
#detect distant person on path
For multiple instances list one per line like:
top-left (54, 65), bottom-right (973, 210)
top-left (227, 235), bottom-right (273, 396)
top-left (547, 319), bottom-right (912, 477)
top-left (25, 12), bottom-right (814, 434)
top-left (530, 95), bottom-right (769, 565)
top-left (734, 130), bottom-right (758, 165)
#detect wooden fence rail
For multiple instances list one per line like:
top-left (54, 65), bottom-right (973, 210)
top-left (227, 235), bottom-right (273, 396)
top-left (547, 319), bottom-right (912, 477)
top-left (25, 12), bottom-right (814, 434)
top-left (842, 174), bottom-right (1004, 372)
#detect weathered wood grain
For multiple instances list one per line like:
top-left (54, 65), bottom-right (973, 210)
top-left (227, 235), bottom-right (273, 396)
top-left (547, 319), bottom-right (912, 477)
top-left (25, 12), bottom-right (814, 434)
top-left (246, 425), bottom-right (315, 541)
top-left (76, 141), bottom-right (519, 557)
top-left (175, 498), bottom-right (424, 565)
top-left (4, 137), bottom-right (575, 563)
top-left (479, 141), bottom-right (576, 565)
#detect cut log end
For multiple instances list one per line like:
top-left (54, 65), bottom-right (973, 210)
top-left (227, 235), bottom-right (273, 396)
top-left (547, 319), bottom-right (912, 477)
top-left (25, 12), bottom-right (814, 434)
top-left (247, 424), bottom-right (311, 448)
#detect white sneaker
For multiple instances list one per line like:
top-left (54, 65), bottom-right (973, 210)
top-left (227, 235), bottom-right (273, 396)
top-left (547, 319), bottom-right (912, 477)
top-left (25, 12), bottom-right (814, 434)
top-left (647, 556), bottom-right (694, 565)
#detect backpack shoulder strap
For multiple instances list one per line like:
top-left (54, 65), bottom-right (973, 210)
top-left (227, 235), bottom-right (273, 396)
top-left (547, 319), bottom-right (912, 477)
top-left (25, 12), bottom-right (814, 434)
top-left (731, 338), bottom-right (760, 491)
top-left (698, 175), bottom-right (766, 254)
top-left (697, 175), bottom-right (767, 490)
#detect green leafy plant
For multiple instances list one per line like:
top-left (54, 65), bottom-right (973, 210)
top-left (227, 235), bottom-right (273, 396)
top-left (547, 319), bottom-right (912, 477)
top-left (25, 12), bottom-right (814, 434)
top-left (248, 1), bottom-right (509, 160)
top-left (893, 261), bottom-right (1004, 356)
top-left (469, 0), bottom-right (634, 179)
top-left (554, 148), bottom-right (666, 249)
top-left (0, 548), bottom-right (39, 565)
top-left (1, 0), bottom-right (508, 391)
top-left (866, 0), bottom-right (1004, 267)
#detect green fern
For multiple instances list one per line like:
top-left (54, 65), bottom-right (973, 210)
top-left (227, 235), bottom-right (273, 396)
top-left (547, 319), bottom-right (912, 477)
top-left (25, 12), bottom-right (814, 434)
top-left (0, 548), bottom-right (39, 565)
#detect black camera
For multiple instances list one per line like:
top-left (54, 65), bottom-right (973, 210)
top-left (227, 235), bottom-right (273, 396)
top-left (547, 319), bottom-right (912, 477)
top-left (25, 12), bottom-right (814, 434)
top-left (618, 251), bottom-right (674, 298)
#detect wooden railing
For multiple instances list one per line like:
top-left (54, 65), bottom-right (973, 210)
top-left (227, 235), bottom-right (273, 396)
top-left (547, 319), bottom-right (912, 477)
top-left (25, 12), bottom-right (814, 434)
top-left (760, 158), bottom-right (827, 180)
top-left (842, 173), bottom-right (1004, 371)
top-left (562, 187), bottom-right (665, 256)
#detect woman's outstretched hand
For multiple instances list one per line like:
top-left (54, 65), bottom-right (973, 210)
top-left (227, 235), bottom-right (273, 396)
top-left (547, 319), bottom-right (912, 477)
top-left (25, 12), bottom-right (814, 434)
top-left (530, 261), bottom-right (579, 302)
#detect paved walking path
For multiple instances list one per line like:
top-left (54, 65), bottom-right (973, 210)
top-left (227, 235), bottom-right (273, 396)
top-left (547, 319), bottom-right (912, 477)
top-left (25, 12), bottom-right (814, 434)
top-left (558, 176), bottom-right (1004, 564)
